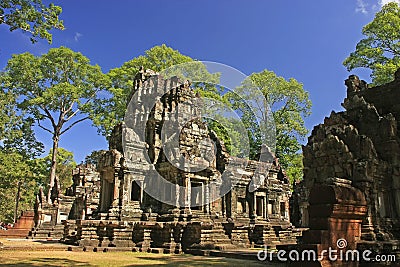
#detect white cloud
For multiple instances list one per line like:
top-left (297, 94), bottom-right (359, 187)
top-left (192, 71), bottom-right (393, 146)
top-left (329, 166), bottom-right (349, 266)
top-left (379, 0), bottom-right (400, 7)
top-left (356, 0), bottom-right (369, 14)
top-left (74, 32), bottom-right (83, 42)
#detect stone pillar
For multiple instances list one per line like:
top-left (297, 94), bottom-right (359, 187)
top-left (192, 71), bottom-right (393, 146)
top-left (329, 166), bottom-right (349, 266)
top-left (140, 180), bottom-right (144, 204)
top-left (274, 199), bottom-right (279, 216)
top-left (175, 183), bottom-right (180, 208)
top-left (201, 182), bottom-right (205, 210)
top-left (185, 177), bottom-right (191, 213)
top-left (225, 191), bottom-right (232, 218)
top-left (287, 179), bottom-right (367, 266)
top-left (264, 196), bottom-right (267, 219)
top-left (285, 199), bottom-right (289, 220)
top-left (249, 191), bottom-right (255, 219)
top-left (265, 191), bottom-right (269, 220)
top-left (231, 190), bottom-right (237, 218)
top-left (99, 179), bottom-right (105, 211)
top-left (141, 228), bottom-right (151, 252)
top-left (112, 175), bottom-right (119, 207)
top-left (205, 183), bottom-right (210, 214)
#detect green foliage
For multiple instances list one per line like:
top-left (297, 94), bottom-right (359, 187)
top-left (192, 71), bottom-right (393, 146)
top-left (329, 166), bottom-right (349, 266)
top-left (204, 116), bottom-right (246, 156)
top-left (0, 88), bottom-right (19, 141)
top-left (229, 70), bottom-right (311, 182)
top-left (84, 149), bottom-right (106, 167)
top-left (343, 2), bottom-right (400, 86)
top-left (2, 47), bottom-right (108, 119)
top-left (281, 153), bottom-right (303, 184)
top-left (3, 47), bottom-right (108, 118)
top-left (0, 0), bottom-right (64, 43)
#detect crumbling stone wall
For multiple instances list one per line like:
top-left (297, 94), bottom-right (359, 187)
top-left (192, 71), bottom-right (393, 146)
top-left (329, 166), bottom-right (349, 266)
top-left (294, 70), bottom-right (400, 264)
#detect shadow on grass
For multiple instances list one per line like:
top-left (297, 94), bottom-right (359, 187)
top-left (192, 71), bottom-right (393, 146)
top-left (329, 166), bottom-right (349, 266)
top-left (0, 258), bottom-right (92, 267)
top-left (127, 255), bottom-right (262, 267)
top-left (32, 240), bottom-right (62, 244)
top-left (0, 252), bottom-right (266, 267)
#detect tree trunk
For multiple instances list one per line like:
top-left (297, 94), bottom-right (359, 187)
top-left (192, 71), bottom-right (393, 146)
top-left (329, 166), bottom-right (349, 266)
top-left (14, 181), bottom-right (21, 223)
top-left (47, 134), bottom-right (59, 203)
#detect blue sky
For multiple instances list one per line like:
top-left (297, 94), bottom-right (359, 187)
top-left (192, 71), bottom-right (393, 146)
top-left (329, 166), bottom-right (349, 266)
top-left (1, 0), bottom-right (397, 162)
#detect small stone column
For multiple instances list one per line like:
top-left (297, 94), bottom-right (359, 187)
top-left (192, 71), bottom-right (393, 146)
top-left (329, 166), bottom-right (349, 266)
top-left (184, 177), bottom-right (191, 214)
top-left (175, 183), bottom-right (180, 208)
top-left (112, 175), bottom-right (120, 207)
top-left (205, 183), bottom-right (210, 214)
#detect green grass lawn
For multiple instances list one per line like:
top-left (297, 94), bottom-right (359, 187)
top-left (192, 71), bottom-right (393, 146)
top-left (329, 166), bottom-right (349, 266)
top-left (0, 250), bottom-right (267, 267)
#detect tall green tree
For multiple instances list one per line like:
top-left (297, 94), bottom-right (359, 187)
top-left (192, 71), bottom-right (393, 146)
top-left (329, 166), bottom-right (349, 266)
top-left (229, 70), bottom-right (311, 183)
top-left (343, 2), bottom-right (400, 86)
top-left (0, 86), bottom-right (43, 223)
top-left (0, 0), bottom-right (64, 43)
top-left (1, 46), bottom-right (108, 203)
top-left (0, 151), bottom-right (36, 223)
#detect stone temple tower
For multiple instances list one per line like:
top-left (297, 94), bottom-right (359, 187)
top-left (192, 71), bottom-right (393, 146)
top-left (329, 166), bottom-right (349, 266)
top-left (63, 71), bottom-right (297, 251)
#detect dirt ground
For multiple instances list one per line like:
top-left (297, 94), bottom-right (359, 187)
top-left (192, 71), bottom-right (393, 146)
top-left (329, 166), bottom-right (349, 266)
top-left (0, 238), bottom-right (269, 267)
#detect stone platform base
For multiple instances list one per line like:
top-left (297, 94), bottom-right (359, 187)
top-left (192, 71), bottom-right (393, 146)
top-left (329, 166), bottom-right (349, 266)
top-left (0, 211), bottom-right (35, 238)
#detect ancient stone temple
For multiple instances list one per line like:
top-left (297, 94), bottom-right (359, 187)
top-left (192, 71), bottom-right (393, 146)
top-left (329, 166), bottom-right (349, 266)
top-left (291, 71), bottom-right (400, 266)
top-left (62, 71), bottom-right (300, 252)
top-left (30, 164), bottom-right (100, 239)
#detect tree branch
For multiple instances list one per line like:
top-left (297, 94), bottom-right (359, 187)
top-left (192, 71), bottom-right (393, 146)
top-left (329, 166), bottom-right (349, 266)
top-left (64, 101), bottom-right (75, 116)
top-left (60, 116), bottom-right (89, 135)
top-left (65, 96), bottom-right (94, 122)
top-left (41, 106), bottom-right (57, 129)
top-left (37, 120), bottom-right (53, 135)
top-left (380, 36), bottom-right (400, 56)
top-left (64, 107), bottom-right (81, 122)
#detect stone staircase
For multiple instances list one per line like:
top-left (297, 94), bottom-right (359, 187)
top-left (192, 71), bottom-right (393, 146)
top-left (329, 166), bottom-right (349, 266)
top-left (202, 222), bottom-right (235, 250)
top-left (182, 221), bottom-right (235, 251)
top-left (28, 223), bottom-right (64, 240)
top-left (251, 224), bottom-right (280, 248)
top-left (250, 222), bottom-right (300, 248)
top-left (224, 223), bottom-right (250, 248)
